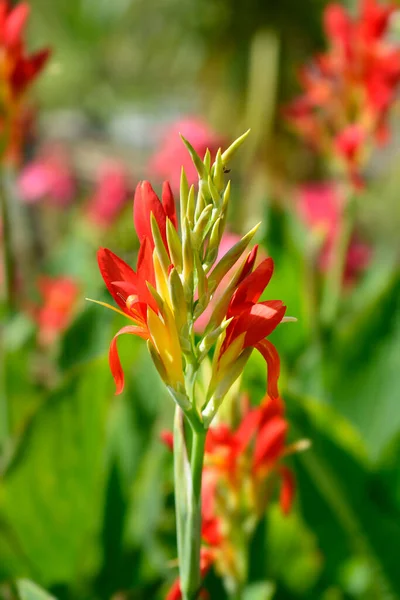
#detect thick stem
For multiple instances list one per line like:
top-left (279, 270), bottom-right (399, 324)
top-left (183, 427), bottom-right (206, 600)
top-left (173, 407), bottom-right (207, 600)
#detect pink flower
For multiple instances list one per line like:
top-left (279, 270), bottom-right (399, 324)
top-left (18, 144), bottom-right (75, 206)
top-left (297, 182), bottom-right (372, 283)
top-left (149, 117), bottom-right (224, 193)
top-left (86, 162), bottom-right (130, 227)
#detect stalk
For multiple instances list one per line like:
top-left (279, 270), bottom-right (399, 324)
top-left (173, 406), bottom-right (207, 600)
top-left (0, 168), bottom-right (15, 314)
top-left (320, 192), bottom-right (356, 330)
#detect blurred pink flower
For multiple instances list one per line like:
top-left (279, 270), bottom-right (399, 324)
top-left (297, 183), bottom-right (371, 283)
top-left (34, 276), bottom-right (79, 346)
top-left (149, 117), bottom-right (224, 193)
top-left (86, 162), bottom-right (130, 227)
top-left (194, 232), bottom-right (241, 333)
top-left (18, 145), bottom-right (75, 206)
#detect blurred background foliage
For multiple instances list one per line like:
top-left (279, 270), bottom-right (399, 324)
top-left (1, 0), bottom-right (400, 599)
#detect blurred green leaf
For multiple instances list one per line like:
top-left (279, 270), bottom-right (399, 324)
top-left (243, 581), bottom-right (275, 600)
top-left (16, 579), bottom-right (55, 600)
top-left (0, 358), bottom-right (112, 585)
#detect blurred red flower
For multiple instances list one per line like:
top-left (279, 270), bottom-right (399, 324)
top-left (0, 1), bottom-right (50, 160)
top-left (86, 162), bottom-right (130, 227)
top-left (149, 118), bottom-right (224, 193)
top-left (18, 144), bottom-right (75, 206)
top-left (34, 276), bottom-right (79, 346)
top-left (298, 182), bottom-right (372, 283)
top-left (285, 0), bottom-right (400, 185)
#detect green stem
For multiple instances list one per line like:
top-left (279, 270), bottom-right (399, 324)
top-left (0, 169), bottom-right (15, 315)
top-left (173, 407), bottom-right (207, 600)
top-left (320, 193), bottom-right (356, 330)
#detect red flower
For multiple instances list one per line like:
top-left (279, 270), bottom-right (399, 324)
top-left (0, 1), bottom-right (50, 160)
top-left (96, 181), bottom-right (182, 394)
top-left (86, 162), bottom-right (129, 226)
top-left (285, 0), bottom-right (400, 185)
top-left (34, 276), bottom-right (79, 346)
top-left (214, 249), bottom-right (286, 399)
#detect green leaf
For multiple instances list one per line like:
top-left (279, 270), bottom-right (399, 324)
top-left (243, 581), bottom-right (275, 600)
top-left (16, 579), bottom-right (56, 600)
top-left (0, 359), bottom-right (112, 584)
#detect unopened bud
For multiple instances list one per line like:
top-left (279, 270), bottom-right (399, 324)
top-left (180, 135), bottom-right (206, 179)
top-left (166, 218), bottom-right (183, 273)
top-left (221, 129), bottom-right (251, 165)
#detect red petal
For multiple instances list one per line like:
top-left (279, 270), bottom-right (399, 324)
top-left (255, 339), bottom-right (281, 399)
top-left (4, 2), bottom-right (29, 47)
top-left (279, 466), bottom-right (295, 514)
top-left (235, 245), bottom-right (258, 287)
top-left (97, 247), bottom-right (137, 311)
top-left (229, 258), bottom-right (274, 314)
top-left (234, 300), bottom-right (286, 347)
top-left (253, 416), bottom-right (287, 471)
top-left (166, 579), bottom-right (182, 600)
top-left (162, 181), bottom-right (178, 229)
top-left (133, 181), bottom-right (168, 247)
top-left (109, 325), bottom-right (148, 394)
top-left (234, 408), bottom-right (262, 453)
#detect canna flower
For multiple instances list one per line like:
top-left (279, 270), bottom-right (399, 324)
top-left (297, 182), bottom-right (372, 283)
top-left (284, 0), bottom-right (400, 186)
top-left (0, 1), bottom-right (50, 160)
top-left (95, 181), bottom-right (184, 395)
top-left (204, 249), bottom-right (286, 423)
top-left (18, 143), bottom-right (75, 206)
top-left (163, 393), bottom-right (304, 592)
top-left (200, 395), bottom-right (300, 585)
top-left (149, 117), bottom-right (223, 194)
top-left (33, 276), bottom-right (79, 346)
top-left (86, 161), bottom-right (130, 227)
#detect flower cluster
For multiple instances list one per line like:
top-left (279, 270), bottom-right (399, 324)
top-left (0, 0), bottom-right (50, 160)
top-left (163, 393), bottom-right (302, 597)
top-left (285, 0), bottom-right (400, 186)
top-left (94, 132), bottom-right (287, 425)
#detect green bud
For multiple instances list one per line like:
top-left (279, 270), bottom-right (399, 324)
top-left (146, 282), bottom-right (166, 315)
top-left (150, 213), bottom-right (170, 275)
top-left (202, 347), bottom-right (252, 426)
top-left (180, 167), bottom-right (189, 224)
top-left (182, 217), bottom-right (194, 301)
top-left (198, 318), bottom-right (233, 360)
top-left (192, 204), bottom-right (213, 249)
top-left (203, 148), bottom-right (211, 172)
top-left (211, 148), bottom-right (224, 191)
top-left (208, 222), bottom-right (260, 294)
top-left (166, 218), bottom-right (183, 273)
top-left (195, 188), bottom-right (207, 222)
top-left (221, 129), bottom-right (251, 165)
top-left (168, 267), bottom-right (187, 331)
top-left (194, 251), bottom-right (209, 311)
top-left (207, 176), bottom-right (222, 208)
top-left (180, 134), bottom-right (206, 179)
top-left (186, 185), bottom-right (196, 228)
top-left (204, 217), bottom-right (222, 269)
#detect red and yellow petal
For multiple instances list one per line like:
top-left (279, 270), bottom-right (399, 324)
top-left (109, 325), bottom-right (149, 394)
